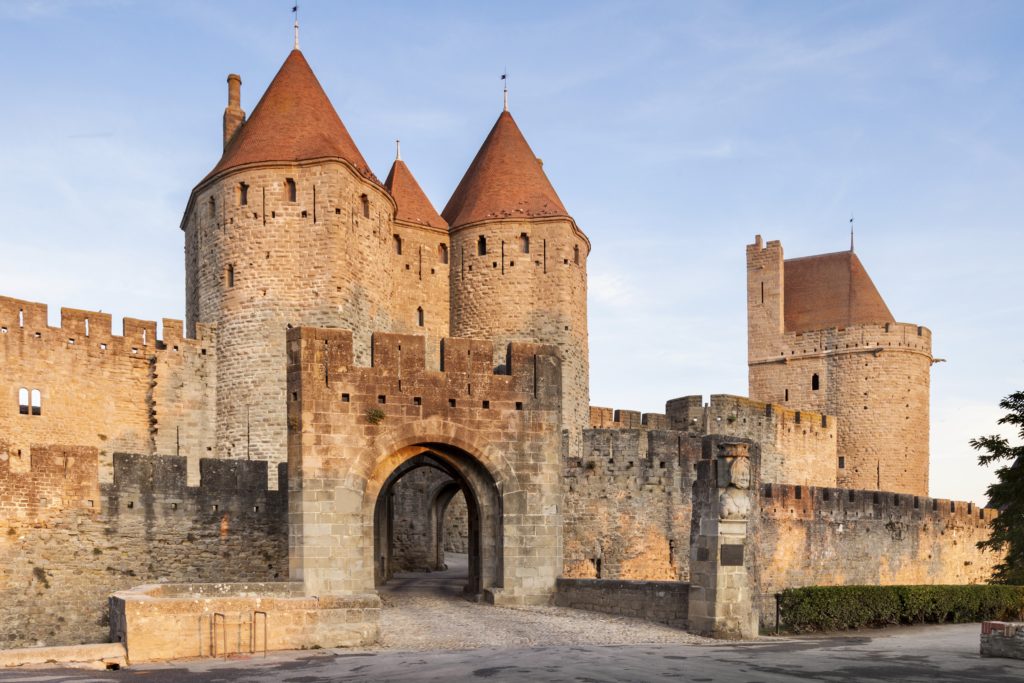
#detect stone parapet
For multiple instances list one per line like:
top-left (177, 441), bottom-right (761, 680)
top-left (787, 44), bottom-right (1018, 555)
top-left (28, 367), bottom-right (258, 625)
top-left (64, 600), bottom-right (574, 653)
top-left (110, 582), bottom-right (379, 662)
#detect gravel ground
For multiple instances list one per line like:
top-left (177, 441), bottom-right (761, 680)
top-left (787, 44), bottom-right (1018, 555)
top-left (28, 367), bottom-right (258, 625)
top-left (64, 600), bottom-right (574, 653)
top-left (371, 553), bottom-right (714, 651)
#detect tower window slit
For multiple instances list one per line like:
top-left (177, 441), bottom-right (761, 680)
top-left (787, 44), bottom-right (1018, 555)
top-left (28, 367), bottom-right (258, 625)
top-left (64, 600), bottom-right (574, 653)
top-left (361, 194), bottom-right (369, 218)
top-left (227, 264), bottom-right (235, 288)
top-left (239, 182), bottom-right (249, 206)
top-left (30, 389), bottom-right (41, 416)
top-left (393, 234), bottom-right (402, 256)
top-left (520, 233), bottom-right (529, 253)
top-left (812, 373), bottom-right (820, 391)
top-left (478, 235), bottom-right (487, 256)
top-left (286, 178), bottom-right (297, 202)
top-left (18, 388), bottom-right (29, 415)
top-left (439, 243), bottom-right (449, 264)
top-left (417, 307), bottom-right (424, 327)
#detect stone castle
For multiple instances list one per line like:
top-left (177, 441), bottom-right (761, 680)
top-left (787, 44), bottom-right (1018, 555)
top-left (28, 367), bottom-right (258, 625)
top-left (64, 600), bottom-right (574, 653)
top-left (0, 45), bottom-right (997, 655)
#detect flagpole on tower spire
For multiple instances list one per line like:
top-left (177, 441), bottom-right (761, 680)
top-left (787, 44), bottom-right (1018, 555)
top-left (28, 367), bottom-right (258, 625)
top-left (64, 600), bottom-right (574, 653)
top-left (850, 215), bottom-right (855, 252)
top-left (293, 3), bottom-right (300, 50)
top-left (502, 69), bottom-right (508, 112)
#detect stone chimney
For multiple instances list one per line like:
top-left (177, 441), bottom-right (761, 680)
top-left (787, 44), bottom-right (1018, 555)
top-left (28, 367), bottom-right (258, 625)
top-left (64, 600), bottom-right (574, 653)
top-left (223, 74), bottom-right (245, 149)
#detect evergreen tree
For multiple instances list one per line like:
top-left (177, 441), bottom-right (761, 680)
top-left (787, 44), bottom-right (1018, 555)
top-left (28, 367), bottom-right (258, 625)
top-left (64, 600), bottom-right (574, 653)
top-left (972, 390), bottom-right (1024, 584)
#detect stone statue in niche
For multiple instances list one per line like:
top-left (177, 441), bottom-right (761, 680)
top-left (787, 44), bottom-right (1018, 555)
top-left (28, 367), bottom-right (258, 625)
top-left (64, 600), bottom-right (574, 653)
top-left (717, 442), bottom-right (751, 520)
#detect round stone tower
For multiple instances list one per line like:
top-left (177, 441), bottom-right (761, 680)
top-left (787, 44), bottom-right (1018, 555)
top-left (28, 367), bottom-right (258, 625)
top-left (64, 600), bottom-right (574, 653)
top-left (181, 49), bottom-right (399, 483)
top-left (746, 236), bottom-right (932, 495)
top-left (444, 109), bottom-right (590, 454)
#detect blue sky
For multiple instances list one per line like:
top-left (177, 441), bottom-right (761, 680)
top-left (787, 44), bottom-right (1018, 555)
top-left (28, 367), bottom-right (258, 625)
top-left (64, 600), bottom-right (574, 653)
top-left (1, 1), bottom-right (1021, 505)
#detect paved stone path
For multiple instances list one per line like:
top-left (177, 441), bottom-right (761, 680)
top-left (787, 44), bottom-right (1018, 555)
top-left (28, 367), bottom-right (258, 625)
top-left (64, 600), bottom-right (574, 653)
top-left (374, 553), bottom-right (711, 651)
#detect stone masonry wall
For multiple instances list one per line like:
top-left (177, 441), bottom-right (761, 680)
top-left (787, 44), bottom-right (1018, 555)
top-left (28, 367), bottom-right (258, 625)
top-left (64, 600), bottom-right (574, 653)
top-left (389, 465), bottom-right (454, 572)
top-left (0, 447), bottom-right (287, 648)
top-left (444, 490), bottom-right (469, 554)
top-left (0, 297), bottom-right (215, 484)
top-left (186, 160), bottom-right (405, 487)
top-left (664, 395), bottom-right (837, 487)
top-left (755, 482), bottom-right (999, 624)
top-left (554, 578), bottom-right (690, 628)
top-left (287, 327), bottom-right (564, 604)
top-left (449, 217), bottom-right (589, 457)
top-left (563, 429), bottom-right (701, 581)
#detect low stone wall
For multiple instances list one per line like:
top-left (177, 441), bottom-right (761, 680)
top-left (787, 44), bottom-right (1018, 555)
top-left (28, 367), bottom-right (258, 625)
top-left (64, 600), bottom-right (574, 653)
top-left (110, 582), bottom-right (379, 662)
top-left (554, 578), bottom-right (689, 628)
top-left (981, 622), bottom-right (1024, 660)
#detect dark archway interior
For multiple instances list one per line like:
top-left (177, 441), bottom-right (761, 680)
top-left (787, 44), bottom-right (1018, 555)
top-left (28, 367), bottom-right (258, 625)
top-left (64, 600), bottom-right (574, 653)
top-left (373, 445), bottom-right (501, 598)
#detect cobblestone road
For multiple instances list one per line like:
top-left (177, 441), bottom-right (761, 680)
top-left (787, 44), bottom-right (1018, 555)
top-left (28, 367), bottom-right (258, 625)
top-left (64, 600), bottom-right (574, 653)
top-left (373, 553), bottom-right (712, 651)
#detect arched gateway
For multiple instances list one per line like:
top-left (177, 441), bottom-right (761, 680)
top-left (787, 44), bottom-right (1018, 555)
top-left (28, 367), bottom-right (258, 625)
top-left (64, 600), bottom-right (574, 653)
top-left (286, 326), bottom-right (564, 605)
top-left (373, 448), bottom-right (497, 595)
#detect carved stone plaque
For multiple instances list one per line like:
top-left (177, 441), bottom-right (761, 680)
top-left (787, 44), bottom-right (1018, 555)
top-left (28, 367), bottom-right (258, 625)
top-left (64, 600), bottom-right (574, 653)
top-left (720, 544), bottom-right (744, 566)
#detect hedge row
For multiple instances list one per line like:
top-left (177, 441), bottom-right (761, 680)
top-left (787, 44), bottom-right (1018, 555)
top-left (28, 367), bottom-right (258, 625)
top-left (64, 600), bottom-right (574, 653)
top-left (779, 585), bottom-right (1024, 632)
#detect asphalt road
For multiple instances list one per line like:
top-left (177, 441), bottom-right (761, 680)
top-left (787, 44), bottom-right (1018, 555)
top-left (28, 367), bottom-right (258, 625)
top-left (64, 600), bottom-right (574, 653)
top-left (2, 623), bottom-right (1022, 683)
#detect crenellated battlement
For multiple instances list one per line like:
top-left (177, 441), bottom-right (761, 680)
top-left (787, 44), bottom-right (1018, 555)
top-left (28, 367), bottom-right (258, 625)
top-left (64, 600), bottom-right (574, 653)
top-left (0, 295), bottom-right (214, 358)
top-left (665, 394), bottom-right (833, 432)
top-left (287, 328), bottom-right (563, 416)
top-left (752, 320), bottom-right (932, 364)
top-left (761, 482), bottom-right (997, 526)
top-left (588, 406), bottom-right (668, 430)
top-left (0, 446), bottom-right (286, 523)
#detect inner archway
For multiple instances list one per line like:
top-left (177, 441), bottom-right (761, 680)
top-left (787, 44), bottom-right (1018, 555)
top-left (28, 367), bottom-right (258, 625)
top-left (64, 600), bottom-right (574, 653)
top-left (372, 444), bottom-right (502, 599)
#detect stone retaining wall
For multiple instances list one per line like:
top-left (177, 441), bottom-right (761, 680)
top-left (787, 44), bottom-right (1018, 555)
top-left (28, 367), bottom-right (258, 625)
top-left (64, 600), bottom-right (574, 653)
top-left (554, 578), bottom-right (689, 628)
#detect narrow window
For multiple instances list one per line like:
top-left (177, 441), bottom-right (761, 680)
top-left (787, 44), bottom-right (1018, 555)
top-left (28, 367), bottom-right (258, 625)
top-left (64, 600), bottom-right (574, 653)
top-left (361, 194), bottom-right (369, 218)
top-left (761, 281), bottom-right (764, 303)
top-left (812, 374), bottom-right (820, 391)
top-left (393, 235), bottom-right (403, 256)
top-left (573, 244), bottom-right (580, 265)
top-left (142, 329), bottom-right (147, 346)
top-left (239, 182), bottom-right (249, 206)
top-left (417, 306), bottom-right (424, 327)
top-left (285, 178), bottom-right (297, 202)
top-left (838, 456), bottom-right (845, 469)
top-left (226, 264), bottom-right (235, 288)
top-left (208, 195), bottom-right (216, 218)
top-left (478, 236), bottom-right (487, 256)
top-left (18, 388), bottom-right (29, 415)
top-left (784, 388), bottom-right (789, 402)
top-left (30, 389), bottom-right (41, 416)
top-left (18, 308), bottom-right (24, 327)
top-left (439, 243), bottom-right (449, 264)
top-left (84, 318), bottom-right (90, 337)
top-left (520, 233), bottom-right (530, 254)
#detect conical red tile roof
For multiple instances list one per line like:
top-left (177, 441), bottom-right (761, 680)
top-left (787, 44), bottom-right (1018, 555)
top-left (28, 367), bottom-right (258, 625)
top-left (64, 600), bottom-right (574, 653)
top-left (384, 158), bottom-right (447, 230)
top-left (442, 111), bottom-right (568, 228)
top-left (784, 251), bottom-right (895, 333)
top-left (204, 50), bottom-right (377, 183)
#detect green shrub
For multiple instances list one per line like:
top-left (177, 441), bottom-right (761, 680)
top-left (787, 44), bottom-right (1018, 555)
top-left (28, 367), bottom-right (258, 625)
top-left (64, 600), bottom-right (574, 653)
top-left (779, 585), bottom-right (1024, 632)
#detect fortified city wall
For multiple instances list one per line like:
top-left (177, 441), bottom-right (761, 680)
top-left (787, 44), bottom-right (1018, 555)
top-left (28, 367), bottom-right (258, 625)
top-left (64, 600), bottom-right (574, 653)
top-left (754, 482), bottom-right (1000, 624)
top-left (0, 296), bottom-right (215, 484)
top-left (573, 404), bottom-right (997, 619)
top-left (0, 447), bottom-right (288, 648)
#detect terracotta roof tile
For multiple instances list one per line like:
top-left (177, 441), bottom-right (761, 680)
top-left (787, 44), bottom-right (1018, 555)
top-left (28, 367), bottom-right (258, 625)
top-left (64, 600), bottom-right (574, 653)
top-left (384, 159), bottom-right (447, 230)
top-left (784, 251), bottom-right (895, 333)
top-left (442, 111), bottom-right (568, 228)
top-left (204, 50), bottom-right (377, 184)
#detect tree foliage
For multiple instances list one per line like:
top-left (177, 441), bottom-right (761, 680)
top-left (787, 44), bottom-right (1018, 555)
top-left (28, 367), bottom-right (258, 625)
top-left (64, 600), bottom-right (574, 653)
top-left (972, 390), bottom-right (1024, 584)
